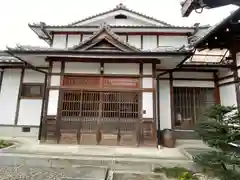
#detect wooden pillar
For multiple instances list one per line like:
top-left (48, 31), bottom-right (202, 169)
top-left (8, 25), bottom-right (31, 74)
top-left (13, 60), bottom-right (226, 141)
top-left (214, 72), bottom-right (221, 104)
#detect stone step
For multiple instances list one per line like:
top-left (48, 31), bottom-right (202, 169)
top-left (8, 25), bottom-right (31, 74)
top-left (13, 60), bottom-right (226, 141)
top-left (0, 152), bottom-right (197, 172)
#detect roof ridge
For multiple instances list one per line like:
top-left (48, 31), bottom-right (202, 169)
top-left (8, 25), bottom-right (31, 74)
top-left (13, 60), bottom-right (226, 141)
top-left (68, 3), bottom-right (172, 26)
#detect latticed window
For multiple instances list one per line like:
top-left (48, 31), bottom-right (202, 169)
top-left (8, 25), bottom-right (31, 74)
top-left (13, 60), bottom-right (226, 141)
top-left (21, 83), bottom-right (44, 98)
top-left (173, 87), bottom-right (215, 129)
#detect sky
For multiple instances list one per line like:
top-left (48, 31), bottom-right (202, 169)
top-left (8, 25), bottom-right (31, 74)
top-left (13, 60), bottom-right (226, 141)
top-left (0, 0), bottom-right (238, 49)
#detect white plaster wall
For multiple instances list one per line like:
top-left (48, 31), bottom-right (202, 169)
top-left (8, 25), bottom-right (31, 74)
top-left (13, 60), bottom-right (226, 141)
top-left (65, 62), bottom-right (100, 74)
top-left (142, 35), bottom-right (157, 50)
top-left (0, 126), bottom-right (39, 138)
top-left (52, 62), bottom-right (61, 73)
top-left (158, 36), bottom-right (188, 47)
top-left (18, 70), bottom-right (45, 126)
top-left (52, 34), bottom-right (66, 48)
top-left (23, 70), bottom-right (45, 83)
top-left (142, 78), bottom-right (152, 88)
top-left (85, 16), bottom-right (156, 26)
top-left (18, 100), bottom-right (42, 126)
top-left (51, 76), bottom-right (61, 86)
top-left (67, 34), bottom-right (81, 48)
top-left (0, 69), bottom-right (21, 125)
top-left (236, 53), bottom-right (240, 77)
top-left (173, 72), bottom-right (213, 79)
top-left (143, 63), bottom-right (152, 75)
top-left (82, 34), bottom-right (92, 41)
top-left (142, 92), bottom-right (153, 118)
top-left (159, 80), bottom-right (171, 129)
top-left (173, 80), bottom-right (214, 88)
top-left (128, 35), bottom-right (141, 49)
top-left (47, 90), bottom-right (59, 116)
top-left (104, 63), bottom-right (139, 74)
top-left (118, 35), bottom-right (127, 42)
top-left (219, 84), bottom-right (237, 106)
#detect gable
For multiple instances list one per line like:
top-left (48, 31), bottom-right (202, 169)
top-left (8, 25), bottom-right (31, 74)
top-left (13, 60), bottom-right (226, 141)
top-left (73, 25), bottom-right (140, 52)
top-left (71, 4), bottom-right (171, 27)
top-left (84, 39), bottom-right (123, 52)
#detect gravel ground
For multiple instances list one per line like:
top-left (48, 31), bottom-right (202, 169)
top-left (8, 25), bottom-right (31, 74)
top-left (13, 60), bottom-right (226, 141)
top-left (0, 165), bottom-right (104, 180)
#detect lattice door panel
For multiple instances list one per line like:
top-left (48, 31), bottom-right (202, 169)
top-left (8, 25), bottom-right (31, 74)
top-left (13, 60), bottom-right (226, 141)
top-left (101, 91), bottom-right (140, 146)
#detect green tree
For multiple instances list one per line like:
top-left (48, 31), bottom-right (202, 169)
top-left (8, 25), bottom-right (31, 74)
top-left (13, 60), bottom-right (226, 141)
top-left (194, 105), bottom-right (240, 180)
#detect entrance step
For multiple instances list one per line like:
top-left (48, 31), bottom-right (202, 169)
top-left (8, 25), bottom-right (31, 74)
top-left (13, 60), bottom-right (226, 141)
top-left (0, 164), bottom-right (108, 180)
top-left (0, 152), bottom-right (196, 172)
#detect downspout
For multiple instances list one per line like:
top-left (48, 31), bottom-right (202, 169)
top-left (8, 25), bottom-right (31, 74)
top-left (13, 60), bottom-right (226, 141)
top-left (156, 54), bottom-right (192, 147)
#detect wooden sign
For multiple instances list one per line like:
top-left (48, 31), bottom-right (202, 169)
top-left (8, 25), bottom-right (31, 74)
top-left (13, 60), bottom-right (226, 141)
top-left (103, 78), bottom-right (139, 88)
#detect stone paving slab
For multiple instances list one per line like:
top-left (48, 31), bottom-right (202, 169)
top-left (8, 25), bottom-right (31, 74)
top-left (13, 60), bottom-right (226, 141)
top-left (3, 144), bottom-right (187, 160)
top-left (0, 165), bottom-right (107, 180)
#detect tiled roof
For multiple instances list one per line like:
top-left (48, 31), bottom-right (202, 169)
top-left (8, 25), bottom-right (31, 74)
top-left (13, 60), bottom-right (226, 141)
top-left (190, 8), bottom-right (240, 48)
top-left (29, 24), bottom-right (203, 29)
top-left (8, 44), bottom-right (190, 53)
top-left (69, 3), bottom-right (172, 26)
top-left (0, 55), bottom-right (21, 63)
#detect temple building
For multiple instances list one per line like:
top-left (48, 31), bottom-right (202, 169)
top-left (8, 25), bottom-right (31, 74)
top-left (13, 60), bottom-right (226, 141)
top-left (0, 4), bottom-right (237, 147)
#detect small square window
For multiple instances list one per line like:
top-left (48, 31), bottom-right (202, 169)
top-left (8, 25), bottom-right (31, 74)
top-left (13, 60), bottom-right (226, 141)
top-left (21, 83), bottom-right (44, 98)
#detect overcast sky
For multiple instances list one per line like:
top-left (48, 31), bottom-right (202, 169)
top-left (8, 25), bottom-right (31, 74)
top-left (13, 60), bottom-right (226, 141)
top-left (0, 0), bottom-right (238, 49)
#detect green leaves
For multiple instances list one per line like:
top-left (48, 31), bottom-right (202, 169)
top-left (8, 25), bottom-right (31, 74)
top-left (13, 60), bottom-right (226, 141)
top-left (0, 140), bottom-right (13, 149)
top-left (194, 105), bottom-right (240, 180)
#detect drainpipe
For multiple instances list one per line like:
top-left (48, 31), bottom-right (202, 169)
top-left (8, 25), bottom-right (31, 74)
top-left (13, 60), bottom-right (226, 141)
top-left (156, 55), bottom-right (192, 147)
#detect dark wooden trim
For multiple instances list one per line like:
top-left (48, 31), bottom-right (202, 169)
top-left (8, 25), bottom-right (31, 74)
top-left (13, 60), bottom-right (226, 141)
top-left (169, 72), bottom-right (174, 129)
top-left (14, 68), bottom-right (25, 125)
top-left (159, 78), bottom-right (214, 81)
top-left (218, 81), bottom-right (236, 87)
top-left (48, 86), bottom-right (154, 92)
top-left (0, 124), bottom-right (39, 128)
top-left (65, 34), bottom-right (68, 48)
top-left (100, 62), bottom-right (104, 75)
top-left (56, 61), bottom-right (65, 143)
top-left (38, 73), bottom-right (48, 140)
top-left (214, 72), bottom-right (220, 104)
top-left (0, 71), bottom-right (4, 93)
top-left (139, 63), bottom-right (143, 78)
top-left (126, 34), bottom-right (128, 43)
top-left (80, 34), bottom-right (83, 42)
top-left (156, 68), bottom-right (217, 73)
top-left (156, 35), bottom-right (159, 47)
top-left (218, 74), bottom-right (234, 81)
top-left (51, 72), bottom-right (153, 78)
top-left (53, 31), bottom-right (188, 36)
top-left (47, 57), bottom-right (158, 63)
top-left (0, 65), bottom-right (49, 69)
top-left (152, 63), bottom-right (157, 143)
top-left (42, 61), bottom-right (53, 141)
top-left (140, 35), bottom-right (143, 49)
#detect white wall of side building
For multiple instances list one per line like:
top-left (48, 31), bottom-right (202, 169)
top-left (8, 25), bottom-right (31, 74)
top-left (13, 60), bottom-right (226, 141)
top-left (0, 69), bottom-right (21, 125)
top-left (18, 70), bottom-right (45, 126)
top-left (218, 71), bottom-right (237, 107)
top-left (0, 69), bottom-right (44, 138)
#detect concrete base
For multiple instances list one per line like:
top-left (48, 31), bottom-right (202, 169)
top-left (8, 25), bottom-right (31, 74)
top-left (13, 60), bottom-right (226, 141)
top-left (0, 125), bottom-right (39, 138)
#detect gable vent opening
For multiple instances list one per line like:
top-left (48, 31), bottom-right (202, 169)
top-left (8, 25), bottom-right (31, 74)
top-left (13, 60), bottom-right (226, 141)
top-left (114, 14), bottom-right (127, 19)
